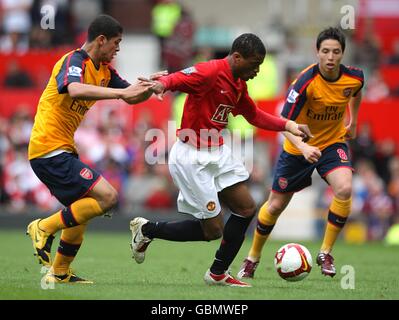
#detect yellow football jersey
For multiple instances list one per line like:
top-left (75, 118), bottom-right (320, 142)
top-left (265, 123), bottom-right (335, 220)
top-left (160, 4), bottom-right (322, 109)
top-left (281, 64), bottom-right (364, 155)
top-left (28, 48), bottom-right (130, 160)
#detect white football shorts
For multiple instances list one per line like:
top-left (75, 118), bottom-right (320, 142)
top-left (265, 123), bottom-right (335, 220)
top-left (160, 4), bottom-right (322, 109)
top-left (168, 140), bottom-right (249, 220)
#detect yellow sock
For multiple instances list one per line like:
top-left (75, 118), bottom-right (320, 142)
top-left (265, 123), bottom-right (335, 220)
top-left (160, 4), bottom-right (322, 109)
top-left (321, 197), bottom-right (352, 253)
top-left (40, 198), bottom-right (103, 234)
top-left (248, 202), bottom-right (279, 261)
top-left (69, 197), bottom-right (103, 224)
top-left (52, 224), bottom-right (86, 275)
top-left (39, 210), bottom-right (63, 234)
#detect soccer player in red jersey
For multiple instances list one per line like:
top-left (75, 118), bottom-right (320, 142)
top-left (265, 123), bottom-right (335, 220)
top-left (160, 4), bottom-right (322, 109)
top-left (130, 33), bottom-right (312, 287)
top-left (238, 27), bottom-right (364, 279)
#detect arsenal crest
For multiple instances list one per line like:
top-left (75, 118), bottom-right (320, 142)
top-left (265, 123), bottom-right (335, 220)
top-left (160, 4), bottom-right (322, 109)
top-left (80, 168), bottom-right (93, 180)
top-left (343, 88), bottom-right (352, 97)
top-left (278, 177), bottom-right (288, 189)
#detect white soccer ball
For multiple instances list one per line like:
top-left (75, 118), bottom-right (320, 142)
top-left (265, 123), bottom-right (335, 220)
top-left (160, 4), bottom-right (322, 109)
top-left (274, 243), bottom-right (312, 282)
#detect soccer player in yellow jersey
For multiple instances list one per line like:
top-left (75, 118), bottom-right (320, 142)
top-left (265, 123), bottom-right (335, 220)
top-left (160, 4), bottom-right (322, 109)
top-left (26, 14), bottom-right (162, 283)
top-left (238, 27), bottom-right (364, 279)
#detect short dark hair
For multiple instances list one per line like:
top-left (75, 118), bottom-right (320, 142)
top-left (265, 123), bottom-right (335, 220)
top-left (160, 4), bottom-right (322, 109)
top-left (316, 27), bottom-right (346, 52)
top-left (87, 14), bottom-right (123, 42)
top-left (229, 33), bottom-right (266, 58)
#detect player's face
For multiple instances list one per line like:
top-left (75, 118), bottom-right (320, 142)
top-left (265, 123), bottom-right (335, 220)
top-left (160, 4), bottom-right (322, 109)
top-left (100, 34), bottom-right (122, 63)
top-left (235, 53), bottom-right (265, 81)
top-left (317, 39), bottom-right (343, 75)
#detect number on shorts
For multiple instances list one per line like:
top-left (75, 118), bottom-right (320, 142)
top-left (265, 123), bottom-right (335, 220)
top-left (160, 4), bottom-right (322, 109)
top-left (337, 148), bottom-right (348, 160)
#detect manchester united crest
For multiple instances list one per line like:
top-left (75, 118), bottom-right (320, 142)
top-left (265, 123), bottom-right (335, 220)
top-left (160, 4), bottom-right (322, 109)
top-left (206, 201), bottom-right (216, 212)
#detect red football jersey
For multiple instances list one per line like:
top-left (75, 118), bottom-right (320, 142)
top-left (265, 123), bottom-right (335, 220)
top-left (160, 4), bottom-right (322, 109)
top-left (159, 58), bottom-right (283, 147)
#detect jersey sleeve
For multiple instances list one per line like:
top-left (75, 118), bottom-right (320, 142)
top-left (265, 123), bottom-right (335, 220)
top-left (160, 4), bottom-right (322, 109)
top-left (281, 66), bottom-right (316, 120)
top-left (158, 62), bottom-right (216, 94)
top-left (351, 68), bottom-right (365, 97)
top-left (55, 51), bottom-right (86, 94)
top-left (234, 88), bottom-right (257, 117)
top-left (235, 90), bottom-right (287, 132)
top-left (108, 65), bottom-right (130, 89)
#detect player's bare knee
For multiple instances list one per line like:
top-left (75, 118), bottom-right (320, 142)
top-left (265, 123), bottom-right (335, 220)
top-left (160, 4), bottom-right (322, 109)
top-left (99, 188), bottom-right (119, 213)
top-left (335, 184), bottom-right (352, 200)
top-left (203, 226), bottom-right (223, 241)
top-left (268, 200), bottom-right (285, 216)
top-left (204, 230), bottom-right (223, 241)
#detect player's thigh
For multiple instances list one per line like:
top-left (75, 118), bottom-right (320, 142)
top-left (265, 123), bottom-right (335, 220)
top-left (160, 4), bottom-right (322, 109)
top-left (87, 176), bottom-right (118, 209)
top-left (169, 141), bottom-right (222, 218)
top-left (219, 181), bottom-right (256, 217)
top-left (316, 143), bottom-right (353, 199)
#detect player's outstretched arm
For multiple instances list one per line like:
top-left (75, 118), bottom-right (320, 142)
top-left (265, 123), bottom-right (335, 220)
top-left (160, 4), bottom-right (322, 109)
top-left (67, 81), bottom-right (154, 103)
top-left (68, 82), bottom-right (124, 100)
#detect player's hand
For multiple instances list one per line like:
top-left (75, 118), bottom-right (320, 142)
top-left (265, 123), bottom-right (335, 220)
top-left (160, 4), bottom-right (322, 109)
top-left (344, 123), bottom-right (357, 140)
top-left (285, 120), bottom-right (313, 142)
top-left (300, 145), bottom-right (322, 164)
top-left (121, 81), bottom-right (154, 104)
top-left (137, 77), bottom-right (165, 101)
top-left (149, 70), bottom-right (168, 80)
top-left (150, 81), bottom-right (166, 101)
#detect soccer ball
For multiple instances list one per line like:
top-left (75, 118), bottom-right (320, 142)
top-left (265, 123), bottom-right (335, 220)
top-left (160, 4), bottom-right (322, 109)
top-left (274, 243), bottom-right (312, 282)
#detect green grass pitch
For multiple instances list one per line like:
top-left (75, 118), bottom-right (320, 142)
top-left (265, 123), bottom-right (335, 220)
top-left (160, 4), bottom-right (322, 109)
top-left (0, 229), bottom-right (398, 300)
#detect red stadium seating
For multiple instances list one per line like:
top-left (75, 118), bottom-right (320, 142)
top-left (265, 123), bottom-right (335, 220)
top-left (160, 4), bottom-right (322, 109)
top-left (0, 50), bottom-right (68, 89)
top-left (380, 65), bottom-right (399, 91)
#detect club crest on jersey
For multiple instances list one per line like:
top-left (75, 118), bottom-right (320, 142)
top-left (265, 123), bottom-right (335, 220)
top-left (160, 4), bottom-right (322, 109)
top-left (343, 88), bottom-right (352, 97)
top-left (206, 201), bottom-right (216, 212)
top-left (211, 104), bottom-right (234, 124)
top-left (287, 89), bottom-right (299, 103)
top-left (80, 168), bottom-right (93, 180)
top-left (278, 177), bottom-right (288, 189)
top-left (181, 66), bottom-right (197, 75)
top-left (68, 66), bottom-right (82, 77)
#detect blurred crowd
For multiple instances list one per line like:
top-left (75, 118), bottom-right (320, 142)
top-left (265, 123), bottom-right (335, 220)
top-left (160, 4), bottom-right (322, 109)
top-left (1, 0), bottom-right (399, 242)
top-left (0, 0), bottom-right (107, 53)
